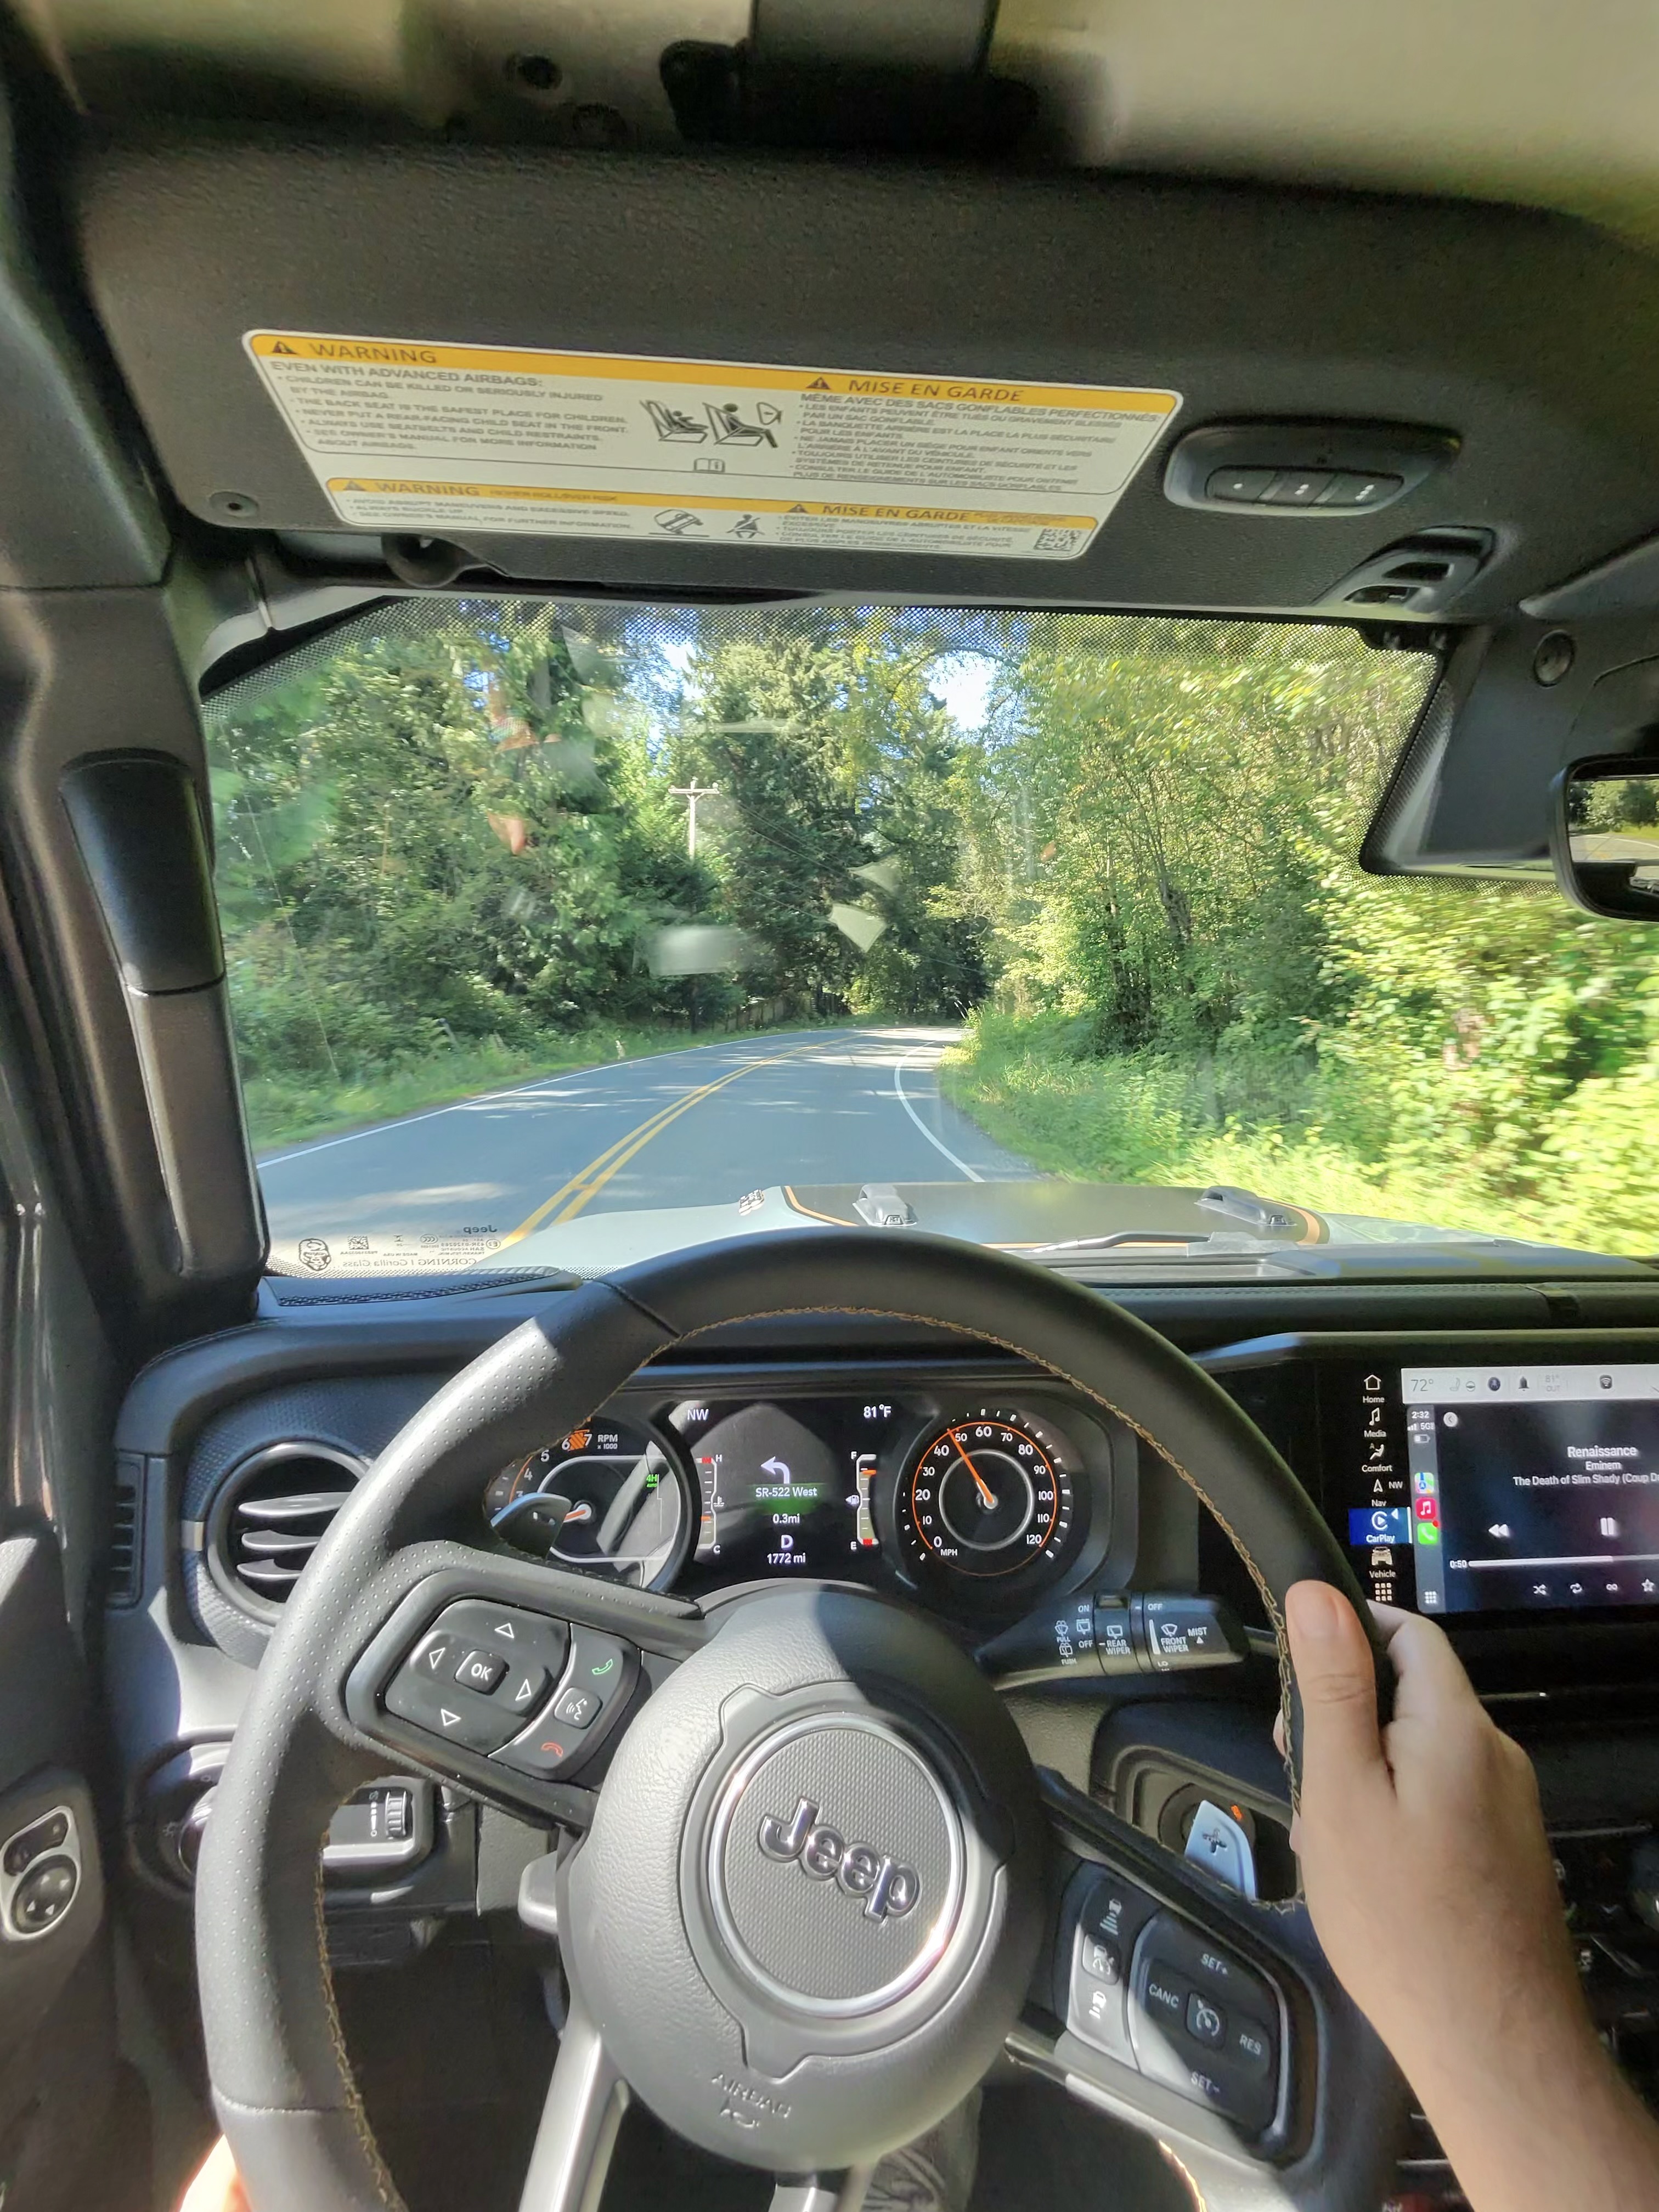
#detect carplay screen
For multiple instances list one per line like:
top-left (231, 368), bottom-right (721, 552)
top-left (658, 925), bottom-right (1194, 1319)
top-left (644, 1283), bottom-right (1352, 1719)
top-left (1342, 1364), bottom-right (1659, 1615)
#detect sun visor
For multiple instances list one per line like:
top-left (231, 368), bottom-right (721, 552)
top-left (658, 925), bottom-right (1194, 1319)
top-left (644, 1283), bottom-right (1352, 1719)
top-left (68, 136), bottom-right (1659, 619)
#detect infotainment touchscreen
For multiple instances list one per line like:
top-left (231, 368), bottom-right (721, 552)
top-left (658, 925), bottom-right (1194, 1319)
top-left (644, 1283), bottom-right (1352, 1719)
top-left (1342, 1364), bottom-right (1659, 1616)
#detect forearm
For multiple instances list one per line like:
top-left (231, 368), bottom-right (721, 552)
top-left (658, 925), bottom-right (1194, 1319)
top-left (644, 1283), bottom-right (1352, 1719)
top-left (1408, 2010), bottom-right (1659, 2212)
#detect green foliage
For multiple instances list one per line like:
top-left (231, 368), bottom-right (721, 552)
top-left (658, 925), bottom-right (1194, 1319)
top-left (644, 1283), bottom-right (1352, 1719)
top-left (211, 597), bottom-right (1659, 1256)
top-left (945, 614), bottom-right (1659, 1255)
top-left (207, 603), bottom-right (995, 1145)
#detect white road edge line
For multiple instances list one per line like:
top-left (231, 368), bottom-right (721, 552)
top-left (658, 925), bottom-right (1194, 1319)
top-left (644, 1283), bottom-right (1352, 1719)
top-left (256, 1029), bottom-right (847, 1168)
top-left (893, 1054), bottom-right (984, 1182)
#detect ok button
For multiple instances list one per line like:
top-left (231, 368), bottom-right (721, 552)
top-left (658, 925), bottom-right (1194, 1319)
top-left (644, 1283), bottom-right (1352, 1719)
top-left (455, 1649), bottom-right (507, 1695)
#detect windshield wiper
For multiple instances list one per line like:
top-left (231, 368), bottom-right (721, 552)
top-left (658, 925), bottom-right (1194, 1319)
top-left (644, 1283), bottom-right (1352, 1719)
top-left (1025, 1230), bottom-right (1216, 1257)
top-left (1025, 1229), bottom-right (1290, 1260)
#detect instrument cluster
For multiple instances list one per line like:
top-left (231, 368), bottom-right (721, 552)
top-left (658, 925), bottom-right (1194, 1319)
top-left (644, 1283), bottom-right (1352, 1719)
top-left (481, 1390), bottom-right (1114, 1623)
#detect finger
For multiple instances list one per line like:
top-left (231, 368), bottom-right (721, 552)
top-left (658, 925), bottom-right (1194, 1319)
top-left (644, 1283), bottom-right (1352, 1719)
top-left (180, 2138), bottom-right (247, 2212)
top-left (1366, 1599), bottom-right (1415, 1646)
top-left (1378, 1607), bottom-right (1482, 1728)
top-left (1285, 1581), bottom-right (1392, 1800)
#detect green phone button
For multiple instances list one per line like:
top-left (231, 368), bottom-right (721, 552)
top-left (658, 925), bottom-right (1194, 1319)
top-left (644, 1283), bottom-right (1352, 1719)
top-left (590, 1655), bottom-right (617, 1677)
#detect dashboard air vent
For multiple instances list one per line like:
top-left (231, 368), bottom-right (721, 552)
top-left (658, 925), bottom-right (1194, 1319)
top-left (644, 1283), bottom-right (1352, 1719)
top-left (107, 1454), bottom-right (143, 1608)
top-left (207, 1444), bottom-right (364, 1618)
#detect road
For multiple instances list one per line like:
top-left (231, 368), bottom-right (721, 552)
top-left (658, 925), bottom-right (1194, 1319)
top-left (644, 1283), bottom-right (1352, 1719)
top-left (259, 1026), bottom-right (1033, 1271)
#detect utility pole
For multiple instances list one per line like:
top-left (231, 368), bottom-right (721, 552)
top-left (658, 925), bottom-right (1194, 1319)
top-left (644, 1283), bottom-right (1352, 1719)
top-left (669, 778), bottom-right (719, 857)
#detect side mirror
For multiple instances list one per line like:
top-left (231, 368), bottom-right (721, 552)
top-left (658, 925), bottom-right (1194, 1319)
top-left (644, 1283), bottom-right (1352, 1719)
top-left (1552, 757), bottom-right (1659, 919)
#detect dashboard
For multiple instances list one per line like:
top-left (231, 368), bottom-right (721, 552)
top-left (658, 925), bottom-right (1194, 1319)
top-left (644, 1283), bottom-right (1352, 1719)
top-left (478, 1387), bottom-right (1114, 1624)
top-left (100, 1288), bottom-right (1659, 2212)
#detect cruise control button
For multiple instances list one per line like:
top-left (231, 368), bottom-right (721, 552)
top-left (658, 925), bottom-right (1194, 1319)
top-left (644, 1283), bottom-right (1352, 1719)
top-left (1229, 2014), bottom-right (1274, 2078)
top-left (454, 1649), bottom-right (507, 1695)
top-left (1080, 1933), bottom-right (1121, 1985)
top-left (1186, 1990), bottom-right (1226, 2047)
top-left (1065, 1871), bottom-right (1158, 2067)
top-left (1131, 1912), bottom-right (1282, 2132)
top-left (1142, 1961), bottom-right (1187, 2029)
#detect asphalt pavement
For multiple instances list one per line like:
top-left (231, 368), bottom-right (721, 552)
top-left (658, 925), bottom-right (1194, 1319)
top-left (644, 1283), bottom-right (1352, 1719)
top-left (260, 1026), bottom-right (1032, 1271)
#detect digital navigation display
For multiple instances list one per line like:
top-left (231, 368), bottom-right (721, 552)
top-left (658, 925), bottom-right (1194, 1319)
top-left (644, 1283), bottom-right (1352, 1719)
top-left (1342, 1364), bottom-right (1659, 1616)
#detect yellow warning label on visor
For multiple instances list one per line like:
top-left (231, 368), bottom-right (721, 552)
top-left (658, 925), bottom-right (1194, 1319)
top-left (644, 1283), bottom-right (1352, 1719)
top-left (247, 331), bottom-right (1182, 560)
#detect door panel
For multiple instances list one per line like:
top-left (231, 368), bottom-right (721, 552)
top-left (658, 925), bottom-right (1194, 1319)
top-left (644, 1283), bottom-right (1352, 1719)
top-left (0, 1534), bottom-right (119, 2212)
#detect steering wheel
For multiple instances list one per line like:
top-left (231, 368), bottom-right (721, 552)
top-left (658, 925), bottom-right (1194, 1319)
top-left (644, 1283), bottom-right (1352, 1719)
top-left (195, 1230), bottom-right (1403, 2212)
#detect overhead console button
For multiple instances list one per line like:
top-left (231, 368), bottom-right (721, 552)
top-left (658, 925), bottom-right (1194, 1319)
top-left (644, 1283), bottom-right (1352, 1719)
top-left (1260, 469), bottom-right (1333, 507)
top-left (1318, 469), bottom-right (1403, 509)
top-left (1164, 421), bottom-right (1456, 516)
top-left (1204, 467), bottom-right (1277, 504)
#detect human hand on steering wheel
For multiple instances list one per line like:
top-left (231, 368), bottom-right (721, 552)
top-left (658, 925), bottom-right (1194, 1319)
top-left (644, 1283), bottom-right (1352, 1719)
top-left (1284, 1582), bottom-right (1659, 2212)
top-left (193, 1230), bottom-right (1406, 2212)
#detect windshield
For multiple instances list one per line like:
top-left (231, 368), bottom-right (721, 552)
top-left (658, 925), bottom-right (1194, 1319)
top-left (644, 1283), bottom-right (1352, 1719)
top-left (201, 602), bottom-right (1656, 1280)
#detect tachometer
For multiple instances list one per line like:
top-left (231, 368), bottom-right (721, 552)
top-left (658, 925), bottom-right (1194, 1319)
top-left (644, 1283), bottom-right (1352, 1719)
top-left (900, 1408), bottom-right (1082, 1587)
top-left (482, 1419), bottom-right (691, 1589)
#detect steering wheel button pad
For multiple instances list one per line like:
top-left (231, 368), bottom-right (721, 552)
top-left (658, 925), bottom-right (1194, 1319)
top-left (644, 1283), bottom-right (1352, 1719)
top-left (494, 1630), bottom-right (634, 1779)
top-left (1129, 1911), bottom-right (1281, 2133)
top-left (383, 1600), bottom-right (571, 1757)
top-left (1065, 1871), bottom-right (1158, 2066)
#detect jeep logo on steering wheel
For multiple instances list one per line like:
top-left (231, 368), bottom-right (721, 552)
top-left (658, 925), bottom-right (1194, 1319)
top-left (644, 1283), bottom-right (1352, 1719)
top-left (756, 1795), bottom-right (921, 1920)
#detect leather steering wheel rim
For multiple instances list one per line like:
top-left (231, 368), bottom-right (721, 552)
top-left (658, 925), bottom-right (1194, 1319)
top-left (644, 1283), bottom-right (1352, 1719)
top-left (194, 1228), bottom-right (1391, 2212)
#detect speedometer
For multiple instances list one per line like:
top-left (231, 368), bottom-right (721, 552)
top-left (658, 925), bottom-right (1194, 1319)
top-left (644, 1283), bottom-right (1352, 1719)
top-left (900, 1407), bottom-right (1084, 1592)
top-left (482, 1419), bottom-right (691, 1589)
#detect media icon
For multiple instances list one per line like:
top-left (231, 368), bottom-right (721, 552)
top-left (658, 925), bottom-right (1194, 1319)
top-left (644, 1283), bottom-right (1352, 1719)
top-left (1414, 1496), bottom-right (1439, 1522)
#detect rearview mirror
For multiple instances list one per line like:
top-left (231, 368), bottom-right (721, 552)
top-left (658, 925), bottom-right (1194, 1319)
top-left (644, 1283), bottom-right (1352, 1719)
top-left (1553, 758), bottom-right (1659, 919)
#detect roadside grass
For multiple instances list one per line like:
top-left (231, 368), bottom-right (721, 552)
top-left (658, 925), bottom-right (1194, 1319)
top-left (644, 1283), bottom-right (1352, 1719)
top-left (244, 1017), bottom-right (854, 1155)
top-left (939, 1011), bottom-right (1612, 1253)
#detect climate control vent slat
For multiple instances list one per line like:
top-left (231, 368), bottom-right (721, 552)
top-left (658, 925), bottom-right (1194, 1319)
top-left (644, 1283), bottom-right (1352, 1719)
top-left (235, 1560), bottom-right (308, 1592)
top-left (235, 1489), bottom-right (354, 1523)
top-left (205, 1445), bottom-right (365, 1620)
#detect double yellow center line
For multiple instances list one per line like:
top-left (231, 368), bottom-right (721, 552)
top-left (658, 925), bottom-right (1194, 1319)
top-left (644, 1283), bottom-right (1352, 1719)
top-left (495, 1048), bottom-right (811, 1248)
